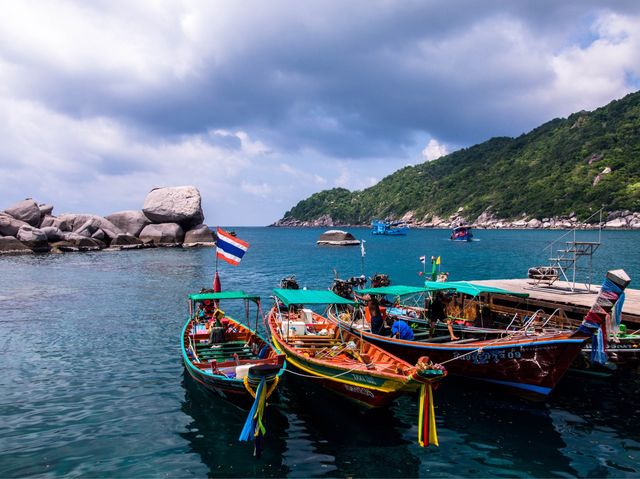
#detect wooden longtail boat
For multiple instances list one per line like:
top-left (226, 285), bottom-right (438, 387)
top-left (182, 290), bottom-right (286, 456)
top-left (339, 271), bottom-right (631, 400)
top-left (266, 288), bottom-right (447, 446)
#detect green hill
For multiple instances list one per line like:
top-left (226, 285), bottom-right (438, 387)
top-left (280, 91), bottom-right (640, 224)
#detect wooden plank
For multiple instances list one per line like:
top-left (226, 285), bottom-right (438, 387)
top-left (471, 278), bottom-right (640, 325)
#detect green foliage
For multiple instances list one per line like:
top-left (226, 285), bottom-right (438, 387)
top-left (284, 91), bottom-right (640, 223)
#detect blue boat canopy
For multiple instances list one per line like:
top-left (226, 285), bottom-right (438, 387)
top-left (189, 290), bottom-right (260, 303)
top-left (423, 281), bottom-right (529, 298)
top-left (273, 288), bottom-right (357, 306)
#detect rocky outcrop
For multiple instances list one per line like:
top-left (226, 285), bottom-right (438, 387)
top-left (139, 223), bottom-right (185, 245)
top-left (0, 214), bottom-right (30, 236)
top-left (106, 210), bottom-right (150, 237)
top-left (3, 199), bottom-right (41, 227)
top-left (142, 186), bottom-right (204, 228)
top-left (1, 186), bottom-right (213, 255)
top-left (184, 224), bottom-right (215, 245)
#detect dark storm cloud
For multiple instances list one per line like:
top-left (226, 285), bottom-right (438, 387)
top-left (3, 1), bottom-right (640, 159)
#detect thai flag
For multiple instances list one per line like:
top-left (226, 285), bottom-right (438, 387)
top-left (216, 228), bottom-right (249, 266)
top-left (419, 255), bottom-right (426, 264)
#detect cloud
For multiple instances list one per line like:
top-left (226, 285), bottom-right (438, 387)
top-left (0, 1), bottom-right (639, 224)
top-left (421, 139), bottom-right (449, 162)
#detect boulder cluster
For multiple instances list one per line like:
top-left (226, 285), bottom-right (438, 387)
top-left (272, 208), bottom-right (640, 230)
top-left (0, 186), bottom-right (215, 255)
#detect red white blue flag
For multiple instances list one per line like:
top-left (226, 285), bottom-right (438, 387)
top-left (216, 228), bottom-right (249, 266)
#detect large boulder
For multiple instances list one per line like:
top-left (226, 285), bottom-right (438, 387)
top-left (40, 215), bottom-right (70, 231)
top-left (105, 210), bottom-right (151, 237)
top-left (41, 226), bottom-right (65, 242)
top-left (0, 213), bottom-right (29, 236)
top-left (61, 233), bottom-right (104, 250)
top-left (0, 236), bottom-right (32, 254)
top-left (57, 214), bottom-right (122, 239)
top-left (142, 186), bottom-right (204, 227)
top-left (184, 224), bottom-right (215, 245)
top-left (16, 226), bottom-right (50, 251)
top-left (138, 223), bottom-right (184, 244)
top-left (38, 204), bottom-right (54, 217)
top-left (3, 199), bottom-right (41, 226)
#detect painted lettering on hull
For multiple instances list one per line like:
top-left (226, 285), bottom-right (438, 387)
top-left (344, 384), bottom-right (375, 398)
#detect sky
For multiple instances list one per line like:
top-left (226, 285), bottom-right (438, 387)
top-left (1, 1), bottom-right (639, 226)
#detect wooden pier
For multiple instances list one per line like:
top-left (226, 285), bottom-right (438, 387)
top-left (472, 278), bottom-right (640, 327)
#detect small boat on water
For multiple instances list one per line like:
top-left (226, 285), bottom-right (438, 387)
top-left (341, 272), bottom-right (631, 400)
top-left (182, 290), bottom-right (286, 455)
top-left (317, 229), bottom-right (360, 246)
top-left (371, 220), bottom-right (409, 236)
top-left (266, 287), bottom-right (447, 446)
top-left (450, 225), bottom-right (473, 241)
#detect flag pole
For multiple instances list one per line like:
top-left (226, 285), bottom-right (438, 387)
top-left (360, 240), bottom-right (366, 276)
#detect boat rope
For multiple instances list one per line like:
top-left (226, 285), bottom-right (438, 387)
top-left (282, 363), bottom-right (367, 379)
top-left (243, 374), bottom-right (280, 400)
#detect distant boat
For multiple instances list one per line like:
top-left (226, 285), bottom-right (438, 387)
top-left (450, 225), bottom-right (473, 241)
top-left (371, 220), bottom-right (409, 236)
top-left (317, 229), bottom-right (360, 246)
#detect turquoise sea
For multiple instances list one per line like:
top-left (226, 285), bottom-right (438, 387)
top-left (1, 228), bottom-right (639, 478)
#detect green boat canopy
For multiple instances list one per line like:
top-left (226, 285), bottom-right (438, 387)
top-left (273, 288), bottom-right (357, 307)
top-left (189, 290), bottom-right (260, 303)
top-left (423, 281), bottom-right (529, 298)
top-left (358, 285), bottom-right (429, 297)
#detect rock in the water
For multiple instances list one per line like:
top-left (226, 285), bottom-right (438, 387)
top-left (142, 186), bottom-right (204, 227)
top-left (76, 218), bottom-right (101, 237)
top-left (184, 224), bottom-right (215, 244)
top-left (0, 236), bottom-right (32, 254)
top-left (41, 226), bottom-right (65, 242)
top-left (527, 219), bottom-right (542, 228)
top-left (16, 225), bottom-right (50, 251)
top-left (3, 199), bottom-right (41, 226)
top-left (138, 223), bottom-right (185, 244)
top-left (0, 213), bottom-right (30, 236)
top-left (91, 229), bottom-right (106, 241)
top-left (111, 233), bottom-right (144, 246)
top-left (61, 233), bottom-right (103, 250)
top-left (57, 214), bottom-right (122, 239)
top-left (106, 210), bottom-right (151, 237)
top-left (316, 230), bottom-right (360, 246)
top-left (605, 218), bottom-right (627, 229)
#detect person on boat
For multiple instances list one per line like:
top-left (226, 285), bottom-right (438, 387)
top-left (389, 315), bottom-right (414, 340)
top-left (428, 293), bottom-right (446, 337)
top-left (195, 303), bottom-right (206, 322)
top-left (208, 309), bottom-right (226, 345)
top-left (367, 296), bottom-right (386, 335)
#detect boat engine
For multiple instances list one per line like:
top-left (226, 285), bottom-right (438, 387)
top-left (370, 273), bottom-right (391, 288)
top-left (280, 275), bottom-right (300, 289)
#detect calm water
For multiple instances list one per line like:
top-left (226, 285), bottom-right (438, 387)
top-left (1, 228), bottom-right (639, 478)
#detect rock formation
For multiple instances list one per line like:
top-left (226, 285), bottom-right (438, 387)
top-left (0, 186), bottom-right (215, 255)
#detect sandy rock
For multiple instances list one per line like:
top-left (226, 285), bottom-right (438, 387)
top-left (138, 223), bottom-right (185, 244)
top-left (0, 236), bottom-right (32, 254)
top-left (142, 186), bottom-right (204, 227)
top-left (0, 213), bottom-right (30, 236)
top-left (3, 199), bottom-right (41, 226)
top-left (184, 224), bottom-right (215, 244)
top-left (105, 210), bottom-right (151, 237)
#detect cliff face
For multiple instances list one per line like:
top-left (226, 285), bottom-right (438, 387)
top-left (277, 91), bottom-right (640, 227)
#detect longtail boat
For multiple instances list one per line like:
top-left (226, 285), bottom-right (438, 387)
top-left (266, 288), bottom-right (447, 447)
top-left (182, 290), bottom-right (285, 456)
top-left (338, 271), bottom-right (630, 400)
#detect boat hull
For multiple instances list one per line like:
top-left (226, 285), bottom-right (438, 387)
top-left (353, 332), bottom-right (585, 400)
top-left (270, 334), bottom-right (409, 408)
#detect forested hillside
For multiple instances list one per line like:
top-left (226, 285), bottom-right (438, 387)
top-left (280, 91), bottom-right (640, 224)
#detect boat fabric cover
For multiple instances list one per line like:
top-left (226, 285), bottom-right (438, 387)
top-left (423, 281), bottom-right (529, 298)
top-left (273, 288), bottom-right (356, 306)
top-left (189, 290), bottom-right (260, 303)
top-left (358, 285), bottom-right (429, 297)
